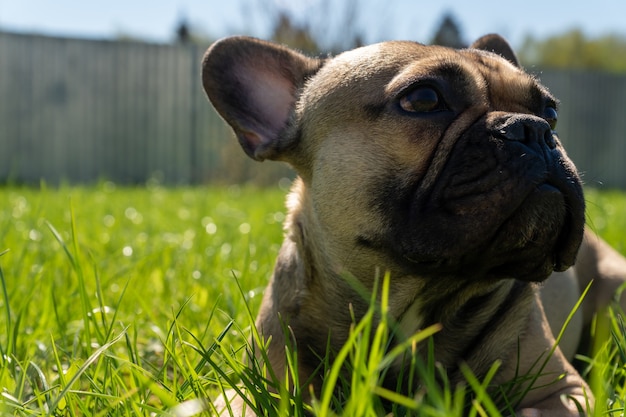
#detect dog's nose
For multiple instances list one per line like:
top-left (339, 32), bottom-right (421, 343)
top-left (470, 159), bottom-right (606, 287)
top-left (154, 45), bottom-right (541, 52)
top-left (491, 114), bottom-right (556, 150)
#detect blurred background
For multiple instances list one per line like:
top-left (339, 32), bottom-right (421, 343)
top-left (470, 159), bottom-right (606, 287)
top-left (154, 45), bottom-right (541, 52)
top-left (1, 0), bottom-right (625, 187)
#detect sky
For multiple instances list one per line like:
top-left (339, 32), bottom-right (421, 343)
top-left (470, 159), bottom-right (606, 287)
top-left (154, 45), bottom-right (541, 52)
top-left (1, 0), bottom-right (625, 50)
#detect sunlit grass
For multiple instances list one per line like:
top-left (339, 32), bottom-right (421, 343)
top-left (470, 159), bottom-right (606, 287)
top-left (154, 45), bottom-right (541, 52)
top-left (0, 183), bottom-right (624, 416)
top-left (585, 188), bottom-right (626, 253)
top-left (0, 182), bottom-right (285, 415)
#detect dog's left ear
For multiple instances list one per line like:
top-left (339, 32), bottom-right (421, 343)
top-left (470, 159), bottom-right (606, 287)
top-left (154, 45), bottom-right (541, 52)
top-left (471, 34), bottom-right (520, 67)
top-left (202, 36), bottom-right (323, 161)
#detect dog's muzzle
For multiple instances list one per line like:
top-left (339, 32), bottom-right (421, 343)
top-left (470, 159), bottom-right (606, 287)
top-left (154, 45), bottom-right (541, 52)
top-left (395, 112), bottom-right (585, 281)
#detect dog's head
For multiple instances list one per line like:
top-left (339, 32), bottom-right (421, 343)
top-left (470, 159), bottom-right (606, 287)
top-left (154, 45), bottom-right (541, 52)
top-left (202, 34), bottom-right (585, 283)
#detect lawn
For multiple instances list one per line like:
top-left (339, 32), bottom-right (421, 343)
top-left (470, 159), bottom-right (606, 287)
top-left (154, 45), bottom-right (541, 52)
top-left (0, 183), bottom-right (625, 416)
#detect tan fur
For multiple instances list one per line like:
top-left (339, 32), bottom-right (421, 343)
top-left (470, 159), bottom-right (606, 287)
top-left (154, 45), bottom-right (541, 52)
top-left (203, 35), bottom-right (626, 416)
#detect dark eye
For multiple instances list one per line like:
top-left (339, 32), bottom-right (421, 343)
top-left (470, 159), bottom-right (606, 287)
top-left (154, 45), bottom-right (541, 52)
top-left (399, 87), bottom-right (443, 113)
top-left (543, 105), bottom-right (558, 130)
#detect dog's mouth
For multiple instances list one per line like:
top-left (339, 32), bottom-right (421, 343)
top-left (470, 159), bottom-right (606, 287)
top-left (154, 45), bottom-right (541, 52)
top-left (380, 114), bottom-right (586, 282)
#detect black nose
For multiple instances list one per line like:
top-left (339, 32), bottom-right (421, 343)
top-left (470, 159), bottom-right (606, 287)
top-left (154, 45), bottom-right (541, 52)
top-left (491, 114), bottom-right (556, 149)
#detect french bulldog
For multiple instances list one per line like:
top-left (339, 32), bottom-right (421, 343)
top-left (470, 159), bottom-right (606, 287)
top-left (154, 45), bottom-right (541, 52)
top-left (202, 33), bottom-right (626, 416)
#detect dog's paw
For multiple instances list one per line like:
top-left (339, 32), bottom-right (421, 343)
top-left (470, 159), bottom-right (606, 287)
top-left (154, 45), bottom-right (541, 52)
top-left (213, 389), bottom-right (258, 417)
top-left (516, 404), bottom-right (586, 417)
top-left (516, 408), bottom-right (542, 417)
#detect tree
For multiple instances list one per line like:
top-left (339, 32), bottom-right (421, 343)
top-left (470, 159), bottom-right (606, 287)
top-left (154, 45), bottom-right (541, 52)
top-left (518, 29), bottom-right (626, 73)
top-left (270, 12), bottom-right (319, 54)
top-left (241, 0), bottom-right (376, 54)
top-left (430, 13), bottom-right (466, 48)
top-left (175, 18), bottom-right (191, 44)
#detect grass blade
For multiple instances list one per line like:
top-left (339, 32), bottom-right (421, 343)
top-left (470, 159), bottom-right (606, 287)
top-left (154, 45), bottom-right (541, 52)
top-left (47, 328), bottom-right (128, 414)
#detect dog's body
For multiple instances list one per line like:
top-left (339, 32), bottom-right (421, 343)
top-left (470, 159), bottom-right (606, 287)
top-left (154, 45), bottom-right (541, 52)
top-left (202, 34), bottom-right (626, 416)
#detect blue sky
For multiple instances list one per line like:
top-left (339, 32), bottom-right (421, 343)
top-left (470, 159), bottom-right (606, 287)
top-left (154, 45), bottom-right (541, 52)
top-left (1, 0), bottom-right (625, 49)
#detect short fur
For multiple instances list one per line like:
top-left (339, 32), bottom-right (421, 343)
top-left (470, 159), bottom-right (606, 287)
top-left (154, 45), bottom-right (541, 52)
top-left (202, 34), bottom-right (626, 416)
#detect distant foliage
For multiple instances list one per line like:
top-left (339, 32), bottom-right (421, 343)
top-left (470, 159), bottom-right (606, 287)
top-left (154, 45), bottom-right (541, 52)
top-left (270, 12), bottom-right (320, 54)
top-left (430, 13), bottom-right (467, 48)
top-left (265, 0), bottom-right (367, 54)
top-left (519, 29), bottom-right (626, 73)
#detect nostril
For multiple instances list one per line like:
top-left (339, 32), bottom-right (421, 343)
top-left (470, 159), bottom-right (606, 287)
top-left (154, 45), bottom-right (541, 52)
top-left (492, 114), bottom-right (555, 149)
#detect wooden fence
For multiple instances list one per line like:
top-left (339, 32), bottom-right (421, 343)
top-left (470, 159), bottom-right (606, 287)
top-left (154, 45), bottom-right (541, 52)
top-left (0, 31), bottom-right (291, 185)
top-left (0, 31), bottom-right (625, 188)
top-left (538, 71), bottom-right (626, 189)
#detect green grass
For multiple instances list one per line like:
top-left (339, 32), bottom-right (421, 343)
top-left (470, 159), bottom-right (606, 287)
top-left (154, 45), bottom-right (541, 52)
top-left (0, 183), bottom-right (625, 416)
top-left (585, 188), bottom-right (626, 252)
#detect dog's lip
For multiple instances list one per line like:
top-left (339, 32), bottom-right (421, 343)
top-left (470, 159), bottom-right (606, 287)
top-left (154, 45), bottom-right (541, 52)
top-left (534, 182), bottom-right (569, 271)
top-left (551, 187), bottom-right (585, 271)
top-left (533, 177), bottom-right (584, 272)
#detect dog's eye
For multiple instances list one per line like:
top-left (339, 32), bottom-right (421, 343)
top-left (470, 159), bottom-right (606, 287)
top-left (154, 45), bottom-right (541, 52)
top-left (543, 105), bottom-right (558, 130)
top-left (399, 87), bottom-right (442, 113)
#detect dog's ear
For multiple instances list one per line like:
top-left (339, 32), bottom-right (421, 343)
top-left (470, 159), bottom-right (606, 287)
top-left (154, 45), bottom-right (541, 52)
top-left (471, 34), bottom-right (520, 67)
top-left (202, 36), bottom-right (323, 161)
